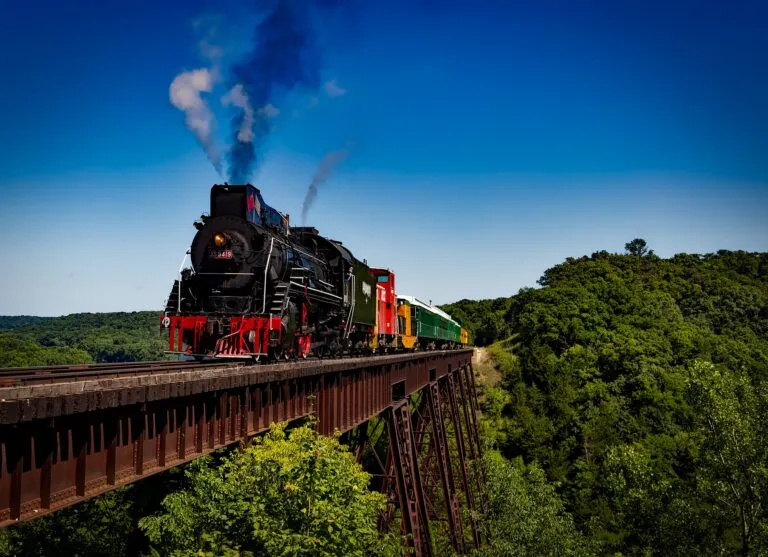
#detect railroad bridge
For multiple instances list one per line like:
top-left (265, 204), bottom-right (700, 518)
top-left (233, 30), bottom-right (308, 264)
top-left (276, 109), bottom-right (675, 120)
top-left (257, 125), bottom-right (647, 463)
top-left (0, 350), bottom-right (486, 556)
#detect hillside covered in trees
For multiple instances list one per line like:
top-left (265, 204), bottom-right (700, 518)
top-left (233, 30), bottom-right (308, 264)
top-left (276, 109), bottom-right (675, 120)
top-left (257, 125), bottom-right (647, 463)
top-left (0, 311), bottom-right (166, 366)
top-left (452, 242), bottom-right (768, 555)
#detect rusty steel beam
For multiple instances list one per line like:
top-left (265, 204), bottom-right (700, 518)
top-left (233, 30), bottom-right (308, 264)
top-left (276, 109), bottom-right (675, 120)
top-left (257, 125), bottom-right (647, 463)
top-left (378, 438), bottom-right (397, 533)
top-left (446, 373), bottom-right (482, 549)
top-left (426, 381), bottom-right (465, 553)
top-left (0, 350), bottom-right (472, 529)
top-left (357, 366), bottom-right (486, 556)
top-left (384, 401), bottom-right (433, 557)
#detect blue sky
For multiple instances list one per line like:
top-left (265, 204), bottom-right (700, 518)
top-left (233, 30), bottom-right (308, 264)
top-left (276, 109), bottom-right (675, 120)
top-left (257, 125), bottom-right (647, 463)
top-left (1, 0), bottom-right (767, 316)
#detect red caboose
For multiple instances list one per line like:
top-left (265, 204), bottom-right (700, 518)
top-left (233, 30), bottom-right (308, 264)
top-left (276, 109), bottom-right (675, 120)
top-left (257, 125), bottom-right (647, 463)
top-left (370, 267), bottom-right (398, 350)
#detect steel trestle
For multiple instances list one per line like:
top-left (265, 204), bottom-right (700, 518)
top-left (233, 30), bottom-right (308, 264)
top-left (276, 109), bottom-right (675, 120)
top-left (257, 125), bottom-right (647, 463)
top-left (0, 350), bottom-right (485, 555)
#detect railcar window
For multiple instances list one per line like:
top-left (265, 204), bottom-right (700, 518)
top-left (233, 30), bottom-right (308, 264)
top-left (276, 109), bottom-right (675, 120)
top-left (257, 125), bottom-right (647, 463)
top-left (212, 192), bottom-right (245, 218)
top-left (377, 275), bottom-right (389, 283)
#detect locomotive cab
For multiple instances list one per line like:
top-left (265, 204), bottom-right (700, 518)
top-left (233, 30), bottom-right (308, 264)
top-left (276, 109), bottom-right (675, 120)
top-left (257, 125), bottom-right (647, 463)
top-left (210, 184), bottom-right (289, 235)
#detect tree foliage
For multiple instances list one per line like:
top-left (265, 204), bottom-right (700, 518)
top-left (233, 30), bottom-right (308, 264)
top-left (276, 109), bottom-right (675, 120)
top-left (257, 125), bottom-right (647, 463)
top-left (0, 488), bottom-right (136, 557)
top-left (0, 315), bottom-right (52, 331)
top-left (686, 360), bottom-right (768, 554)
top-left (624, 238), bottom-right (652, 257)
top-left (466, 247), bottom-right (768, 555)
top-left (0, 333), bottom-right (94, 367)
top-left (440, 297), bottom-right (513, 346)
top-left (0, 311), bottom-right (166, 365)
top-left (139, 421), bottom-right (404, 557)
top-left (471, 451), bottom-right (594, 556)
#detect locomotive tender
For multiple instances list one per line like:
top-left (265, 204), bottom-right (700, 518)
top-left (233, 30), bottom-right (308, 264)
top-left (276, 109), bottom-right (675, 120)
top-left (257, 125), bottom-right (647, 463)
top-left (161, 184), bottom-right (468, 360)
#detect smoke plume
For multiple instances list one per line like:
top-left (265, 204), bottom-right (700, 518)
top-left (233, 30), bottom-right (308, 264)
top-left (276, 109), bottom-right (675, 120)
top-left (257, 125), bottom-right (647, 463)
top-left (227, 0), bottom-right (342, 184)
top-left (169, 68), bottom-right (223, 176)
top-left (301, 145), bottom-right (352, 224)
top-left (221, 84), bottom-right (254, 142)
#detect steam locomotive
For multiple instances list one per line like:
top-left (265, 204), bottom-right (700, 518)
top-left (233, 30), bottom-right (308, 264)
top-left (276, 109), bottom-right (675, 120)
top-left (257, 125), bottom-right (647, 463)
top-left (161, 184), bottom-right (468, 360)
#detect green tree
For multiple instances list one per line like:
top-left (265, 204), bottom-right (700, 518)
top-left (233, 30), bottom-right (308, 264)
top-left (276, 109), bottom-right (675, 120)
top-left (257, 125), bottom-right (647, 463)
top-left (687, 360), bottom-right (768, 556)
top-left (624, 238), bottom-right (650, 257)
top-left (0, 333), bottom-right (94, 367)
top-left (139, 421), bottom-right (404, 557)
top-left (0, 489), bottom-right (136, 557)
top-left (471, 451), bottom-right (594, 556)
top-left (0, 530), bottom-right (10, 556)
top-left (1, 311), bottom-right (168, 364)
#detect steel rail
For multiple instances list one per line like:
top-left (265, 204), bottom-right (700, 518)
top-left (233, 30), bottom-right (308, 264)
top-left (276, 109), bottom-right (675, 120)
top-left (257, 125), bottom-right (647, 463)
top-left (0, 360), bottom-right (207, 374)
top-left (0, 360), bottom-right (233, 386)
top-left (0, 350), bottom-right (467, 386)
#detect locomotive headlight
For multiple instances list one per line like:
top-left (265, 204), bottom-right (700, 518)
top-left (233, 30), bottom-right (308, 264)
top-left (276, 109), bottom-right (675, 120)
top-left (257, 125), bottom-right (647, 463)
top-left (213, 233), bottom-right (227, 247)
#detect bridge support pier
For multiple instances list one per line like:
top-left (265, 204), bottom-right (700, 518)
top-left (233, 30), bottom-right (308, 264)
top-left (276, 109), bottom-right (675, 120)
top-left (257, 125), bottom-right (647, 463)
top-left (354, 364), bottom-right (486, 556)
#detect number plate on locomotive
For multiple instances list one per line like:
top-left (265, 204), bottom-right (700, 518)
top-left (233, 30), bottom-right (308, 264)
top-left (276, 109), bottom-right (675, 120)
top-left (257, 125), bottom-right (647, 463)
top-left (209, 249), bottom-right (233, 259)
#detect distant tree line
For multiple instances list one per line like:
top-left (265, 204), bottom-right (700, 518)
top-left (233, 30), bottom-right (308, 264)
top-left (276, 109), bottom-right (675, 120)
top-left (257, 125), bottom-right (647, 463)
top-left (0, 311), bottom-right (167, 367)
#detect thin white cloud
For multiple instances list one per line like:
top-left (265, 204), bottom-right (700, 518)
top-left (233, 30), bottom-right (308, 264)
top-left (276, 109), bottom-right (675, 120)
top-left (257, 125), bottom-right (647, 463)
top-left (324, 79), bottom-right (347, 98)
top-left (259, 103), bottom-right (280, 119)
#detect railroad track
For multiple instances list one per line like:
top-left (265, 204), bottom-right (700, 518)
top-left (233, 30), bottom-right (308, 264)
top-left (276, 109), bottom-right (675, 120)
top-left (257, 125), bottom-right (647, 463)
top-left (0, 359), bottom-right (236, 387)
top-left (0, 349), bottom-right (471, 388)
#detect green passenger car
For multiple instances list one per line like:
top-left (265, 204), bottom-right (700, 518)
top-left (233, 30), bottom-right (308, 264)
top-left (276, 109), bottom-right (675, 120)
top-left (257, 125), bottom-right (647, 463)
top-left (397, 295), bottom-right (462, 348)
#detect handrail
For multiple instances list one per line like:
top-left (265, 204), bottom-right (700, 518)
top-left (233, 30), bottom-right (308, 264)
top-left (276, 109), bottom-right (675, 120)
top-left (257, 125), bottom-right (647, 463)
top-left (266, 234), bottom-right (324, 266)
top-left (262, 238), bottom-right (275, 313)
top-left (288, 282), bottom-right (342, 300)
top-left (344, 273), bottom-right (356, 339)
top-left (177, 248), bottom-right (191, 313)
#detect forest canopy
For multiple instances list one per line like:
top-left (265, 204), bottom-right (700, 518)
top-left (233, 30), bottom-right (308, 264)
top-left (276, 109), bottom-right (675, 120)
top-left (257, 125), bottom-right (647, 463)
top-left (461, 245), bottom-right (768, 555)
top-left (0, 311), bottom-right (166, 366)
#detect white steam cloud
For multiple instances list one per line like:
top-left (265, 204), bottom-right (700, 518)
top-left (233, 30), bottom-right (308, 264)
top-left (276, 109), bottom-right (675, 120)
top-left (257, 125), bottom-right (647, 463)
top-left (221, 87), bottom-right (281, 144)
top-left (192, 14), bottom-right (225, 64)
top-left (324, 79), bottom-right (347, 97)
top-left (169, 68), bottom-right (222, 175)
top-left (222, 84), bottom-right (255, 142)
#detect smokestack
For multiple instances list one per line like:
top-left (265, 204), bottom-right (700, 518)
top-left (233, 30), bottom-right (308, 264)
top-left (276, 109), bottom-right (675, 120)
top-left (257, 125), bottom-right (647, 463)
top-left (225, 0), bottom-right (342, 183)
top-left (301, 144), bottom-right (353, 224)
